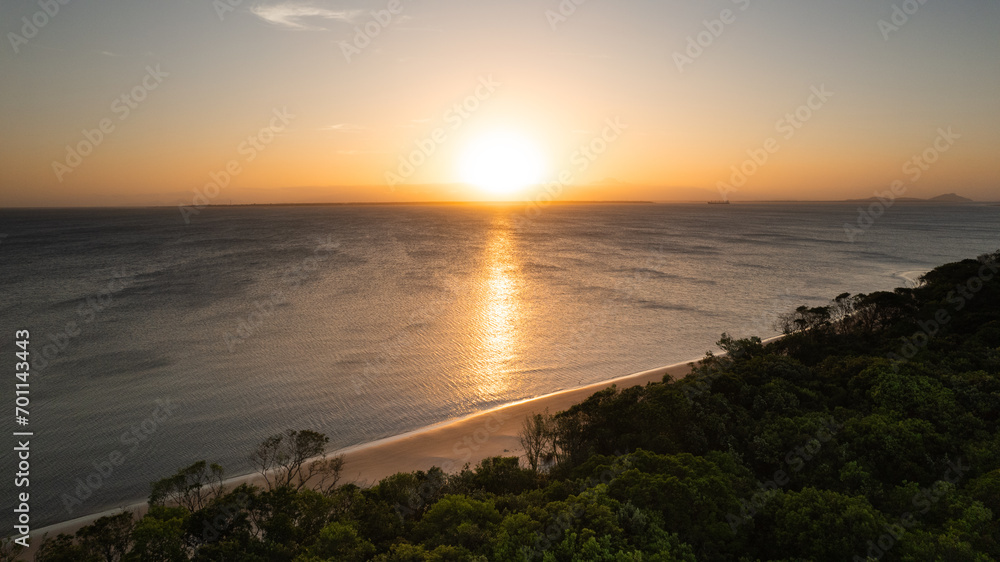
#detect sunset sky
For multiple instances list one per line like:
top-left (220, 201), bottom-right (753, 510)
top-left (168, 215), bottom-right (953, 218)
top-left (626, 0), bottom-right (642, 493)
top-left (1, 0), bottom-right (997, 206)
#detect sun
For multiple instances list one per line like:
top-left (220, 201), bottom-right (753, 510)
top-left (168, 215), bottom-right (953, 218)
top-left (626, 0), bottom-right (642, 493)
top-left (457, 131), bottom-right (546, 196)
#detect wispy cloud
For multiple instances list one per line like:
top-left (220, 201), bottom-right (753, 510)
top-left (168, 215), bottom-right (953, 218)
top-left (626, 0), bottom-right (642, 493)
top-left (322, 123), bottom-right (367, 132)
top-left (251, 2), bottom-right (362, 30)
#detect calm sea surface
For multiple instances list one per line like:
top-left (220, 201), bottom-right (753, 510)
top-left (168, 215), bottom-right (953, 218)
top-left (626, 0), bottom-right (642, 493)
top-left (1, 203), bottom-right (997, 527)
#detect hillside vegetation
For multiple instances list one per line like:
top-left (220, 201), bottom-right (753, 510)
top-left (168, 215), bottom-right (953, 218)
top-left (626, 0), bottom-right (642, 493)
top-left (12, 251), bottom-right (1000, 562)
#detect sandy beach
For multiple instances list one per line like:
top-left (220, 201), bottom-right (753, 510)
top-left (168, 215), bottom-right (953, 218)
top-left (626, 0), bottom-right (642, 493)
top-left (19, 359), bottom-right (696, 558)
top-left (327, 359), bottom-right (696, 485)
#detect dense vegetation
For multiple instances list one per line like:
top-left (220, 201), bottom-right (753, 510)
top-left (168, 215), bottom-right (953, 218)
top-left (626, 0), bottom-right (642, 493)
top-left (9, 251), bottom-right (999, 561)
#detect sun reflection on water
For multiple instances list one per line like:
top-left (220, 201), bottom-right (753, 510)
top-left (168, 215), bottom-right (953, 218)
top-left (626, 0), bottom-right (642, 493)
top-left (470, 215), bottom-right (521, 399)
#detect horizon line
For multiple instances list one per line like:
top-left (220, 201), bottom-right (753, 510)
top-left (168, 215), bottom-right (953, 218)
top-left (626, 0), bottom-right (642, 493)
top-left (2, 199), bottom-right (994, 210)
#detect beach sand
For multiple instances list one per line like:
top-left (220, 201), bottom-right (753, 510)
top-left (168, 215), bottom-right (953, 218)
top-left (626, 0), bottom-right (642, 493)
top-left (18, 359), bottom-right (696, 559)
top-left (325, 360), bottom-right (695, 484)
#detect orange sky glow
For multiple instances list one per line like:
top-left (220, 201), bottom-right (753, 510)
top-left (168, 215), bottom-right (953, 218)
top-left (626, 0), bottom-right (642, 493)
top-left (1, 0), bottom-right (998, 206)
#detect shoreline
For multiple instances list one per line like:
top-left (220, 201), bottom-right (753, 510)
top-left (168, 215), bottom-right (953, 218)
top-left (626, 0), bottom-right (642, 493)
top-left (18, 358), bottom-right (699, 557)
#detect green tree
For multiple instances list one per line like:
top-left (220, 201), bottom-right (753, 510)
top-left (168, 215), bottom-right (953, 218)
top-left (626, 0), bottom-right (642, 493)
top-left (467, 456), bottom-right (537, 496)
top-left (519, 410), bottom-right (556, 472)
top-left (304, 521), bottom-right (376, 562)
top-left (34, 534), bottom-right (100, 562)
top-left (413, 495), bottom-right (501, 552)
top-left (127, 508), bottom-right (189, 562)
top-left (0, 537), bottom-right (25, 562)
top-left (249, 429), bottom-right (345, 493)
top-left (763, 488), bottom-right (885, 561)
top-left (77, 512), bottom-right (136, 562)
top-left (149, 461), bottom-right (225, 512)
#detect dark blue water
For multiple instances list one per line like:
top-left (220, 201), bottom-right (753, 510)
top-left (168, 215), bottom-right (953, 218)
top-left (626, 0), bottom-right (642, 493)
top-left (0, 202), bottom-right (997, 527)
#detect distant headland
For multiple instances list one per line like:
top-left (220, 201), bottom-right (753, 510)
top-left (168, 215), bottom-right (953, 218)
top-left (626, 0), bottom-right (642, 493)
top-left (845, 192), bottom-right (974, 203)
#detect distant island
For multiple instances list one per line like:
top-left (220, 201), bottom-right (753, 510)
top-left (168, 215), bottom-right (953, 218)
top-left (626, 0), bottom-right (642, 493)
top-left (846, 192), bottom-right (974, 203)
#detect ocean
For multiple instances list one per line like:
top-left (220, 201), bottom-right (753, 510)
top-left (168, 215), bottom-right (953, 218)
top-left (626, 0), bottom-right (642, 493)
top-left (1, 202), bottom-right (997, 528)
